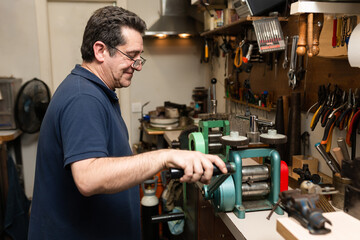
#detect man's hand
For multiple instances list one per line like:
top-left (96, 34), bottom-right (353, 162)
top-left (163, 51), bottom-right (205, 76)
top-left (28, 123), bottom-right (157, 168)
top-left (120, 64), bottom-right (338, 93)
top-left (160, 149), bottom-right (227, 185)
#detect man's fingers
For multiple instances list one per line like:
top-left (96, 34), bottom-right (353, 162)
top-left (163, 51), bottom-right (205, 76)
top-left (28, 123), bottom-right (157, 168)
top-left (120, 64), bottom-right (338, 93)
top-left (191, 159), bottom-right (204, 182)
top-left (201, 156), bottom-right (214, 181)
top-left (207, 154), bottom-right (227, 174)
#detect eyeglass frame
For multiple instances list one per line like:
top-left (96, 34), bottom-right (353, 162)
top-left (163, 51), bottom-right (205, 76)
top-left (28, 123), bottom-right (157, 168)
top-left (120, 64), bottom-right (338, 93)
top-left (109, 46), bottom-right (146, 69)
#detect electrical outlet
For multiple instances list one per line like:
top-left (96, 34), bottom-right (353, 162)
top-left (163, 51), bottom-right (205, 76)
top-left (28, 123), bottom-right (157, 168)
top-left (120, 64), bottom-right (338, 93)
top-left (131, 102), bottom-right (142, 113)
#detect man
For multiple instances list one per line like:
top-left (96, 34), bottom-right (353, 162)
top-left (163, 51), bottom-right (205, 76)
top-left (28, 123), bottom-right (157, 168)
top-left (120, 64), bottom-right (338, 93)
top-left (28, 6), bottom-right (227, 240)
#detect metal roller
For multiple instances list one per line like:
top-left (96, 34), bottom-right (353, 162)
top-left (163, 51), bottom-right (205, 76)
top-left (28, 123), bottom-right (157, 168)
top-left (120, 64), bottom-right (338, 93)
top-left (208, 132), bottom-right (223, 139)
top-left (208, 142), bottom-right (223, 149)
top-left (242, 182), bottom-right (270, 197)
top-left (242, 165), bottom-right (270, 183)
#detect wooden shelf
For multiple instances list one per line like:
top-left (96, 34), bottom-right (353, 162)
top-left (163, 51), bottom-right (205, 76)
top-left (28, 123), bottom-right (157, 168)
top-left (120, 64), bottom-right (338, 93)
top-left (226, 97), bottom-right (275, 112)
top-left (200, 16), bottom-right (288, 37)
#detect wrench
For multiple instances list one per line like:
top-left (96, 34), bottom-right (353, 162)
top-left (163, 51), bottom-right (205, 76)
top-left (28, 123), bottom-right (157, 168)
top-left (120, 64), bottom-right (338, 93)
top-left (288, 36), bottom-right (299, 89)
top-left (282, 36), bottom-right (289, 69)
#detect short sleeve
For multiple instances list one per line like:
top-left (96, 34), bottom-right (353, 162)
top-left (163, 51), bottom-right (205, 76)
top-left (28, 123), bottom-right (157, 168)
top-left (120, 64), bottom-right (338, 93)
top-left (61, 94), bottom-right (109, 167)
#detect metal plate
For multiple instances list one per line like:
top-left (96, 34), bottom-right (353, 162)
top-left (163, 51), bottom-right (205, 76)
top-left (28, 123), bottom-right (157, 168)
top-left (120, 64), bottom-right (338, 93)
top-left (221, 135), bottom-right (249, 147)
top-left (260, 133), bottom-right (287, 144)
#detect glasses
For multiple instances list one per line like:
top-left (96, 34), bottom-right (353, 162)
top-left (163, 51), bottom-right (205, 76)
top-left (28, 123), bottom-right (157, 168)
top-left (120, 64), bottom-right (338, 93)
top-left (110, 46), bottom-right (146, 69)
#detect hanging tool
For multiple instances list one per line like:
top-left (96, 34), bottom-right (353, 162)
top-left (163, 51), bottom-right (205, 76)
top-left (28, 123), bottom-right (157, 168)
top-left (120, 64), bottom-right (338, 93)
top-left (311, 13), bottom-right (324, 56)
top-left (341, 17), bottom-right (347, 47)
top-left (253, 17), bottom-right (285, 54)
top-left (335, 89), bottom-right (353, 130)
top-left (320, 86), bottom-right (343, 128)
top-left (310, 85), bottom-right (330, 131)
top-left (297, 14), bottom-right (307, 56)
top-left (346, 88), bottom-right (359, 130)
top-left (296, 55), bottom-right (305, 81)
top-left (346, 109), bottom-right (360, 148)
top-left (307, 13), bottom-right (314, 57)
top-left (345, 16), bottom-right (358, 46)
top-left (307, 85), bottom-right (326, 119)
top-left (204, 39), bottom-right (209, 63)
top-left (234, 40), bottom-right (244, 68)
top-left (336, 17), bottom-right (342, 47)
top-left (288, 35), bottom-right (299, 89)
top-left (321, 111), bottom-right (341, 152)
top-left (297, 13), bottom-right (324, 57)
top-left (332, 16), bottom-right (337, 48)
top-left (282, 36), bottom-right (289, 69)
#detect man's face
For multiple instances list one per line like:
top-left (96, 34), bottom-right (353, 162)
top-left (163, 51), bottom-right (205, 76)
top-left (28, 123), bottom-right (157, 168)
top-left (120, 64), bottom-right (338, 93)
top-left (105, 27), bottom-right (144, 89)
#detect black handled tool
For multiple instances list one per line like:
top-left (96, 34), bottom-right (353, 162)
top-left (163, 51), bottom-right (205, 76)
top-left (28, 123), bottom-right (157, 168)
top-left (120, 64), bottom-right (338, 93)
top-left (167, 162), bottom-right (236, 179)
top-left (151, 212), bottom-right (185, 223)
top-left (315, 143), bottom-right (340, 173)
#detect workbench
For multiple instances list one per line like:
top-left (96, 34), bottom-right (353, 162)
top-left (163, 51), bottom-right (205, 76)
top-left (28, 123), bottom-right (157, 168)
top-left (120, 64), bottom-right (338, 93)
top-left (184, 157), bottom-right (360, 240)
top-left (277, 211), bottom-right (360, 240)
top-left (142, 122), bottom-right (184, 149)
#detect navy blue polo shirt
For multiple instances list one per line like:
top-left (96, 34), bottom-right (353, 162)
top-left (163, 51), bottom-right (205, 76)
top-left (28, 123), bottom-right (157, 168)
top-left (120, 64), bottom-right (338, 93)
top-left (28, 65), bottom-right (141, 240)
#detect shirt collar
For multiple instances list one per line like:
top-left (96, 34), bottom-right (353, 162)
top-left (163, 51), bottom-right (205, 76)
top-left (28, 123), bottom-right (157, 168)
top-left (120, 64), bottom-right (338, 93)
top-left (71, 64), bottom-right (118, 101)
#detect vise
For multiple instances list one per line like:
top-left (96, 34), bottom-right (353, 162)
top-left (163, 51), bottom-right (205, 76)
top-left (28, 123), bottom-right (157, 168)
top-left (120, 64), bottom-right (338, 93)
top-left (267, 189), bottom-right (332, 235)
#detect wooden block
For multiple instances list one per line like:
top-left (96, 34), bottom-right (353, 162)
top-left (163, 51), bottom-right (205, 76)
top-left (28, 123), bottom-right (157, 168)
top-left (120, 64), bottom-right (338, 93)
top-left (290, 155), bottom-right (318, 178)
top-left (277, 211), bottom-right (360, 240)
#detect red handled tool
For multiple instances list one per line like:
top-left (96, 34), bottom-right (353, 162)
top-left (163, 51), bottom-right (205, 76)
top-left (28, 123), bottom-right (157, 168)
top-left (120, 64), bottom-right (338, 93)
top-left (332, 17), bottom-right (337, 48)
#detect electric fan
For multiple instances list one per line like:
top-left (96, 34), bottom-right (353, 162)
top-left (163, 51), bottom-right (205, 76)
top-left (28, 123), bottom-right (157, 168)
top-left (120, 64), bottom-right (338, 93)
top-left (14, 78), bottom-right (51, 133)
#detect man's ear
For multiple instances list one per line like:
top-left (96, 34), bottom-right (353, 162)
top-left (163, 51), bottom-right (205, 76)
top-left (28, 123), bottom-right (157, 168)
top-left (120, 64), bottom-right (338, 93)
top-left (93, 41), bottom-right (108, 63)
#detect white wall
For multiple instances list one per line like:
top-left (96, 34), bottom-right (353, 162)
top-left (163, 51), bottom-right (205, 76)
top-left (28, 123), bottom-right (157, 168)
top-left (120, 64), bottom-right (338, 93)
top-left (0, 0), bottom-right (41, 197)
top-left (127, 1), bottom-right (210, 147)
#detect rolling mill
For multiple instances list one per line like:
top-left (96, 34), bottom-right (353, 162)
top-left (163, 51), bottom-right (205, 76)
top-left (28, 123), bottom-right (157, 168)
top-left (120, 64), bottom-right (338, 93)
top-left (3, 1), bottom-right (360, 240)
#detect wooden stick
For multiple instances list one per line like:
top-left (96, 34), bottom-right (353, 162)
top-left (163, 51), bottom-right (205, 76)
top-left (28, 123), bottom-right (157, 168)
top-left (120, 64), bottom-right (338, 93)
top-left (332, 147), bottom-right (344, 169)
top-left (307, 13), bottom-right (314, 57)
top-left (312, 13), bottom-right (324, 56)
top-left (297, 14), bottom-right (307, 56)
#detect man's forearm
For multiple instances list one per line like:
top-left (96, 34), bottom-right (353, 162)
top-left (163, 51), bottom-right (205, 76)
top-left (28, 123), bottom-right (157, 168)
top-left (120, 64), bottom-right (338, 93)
top-left (71, 149), bottom-right (227, 197)
top-left (71, 150), bottom-right (167, 196)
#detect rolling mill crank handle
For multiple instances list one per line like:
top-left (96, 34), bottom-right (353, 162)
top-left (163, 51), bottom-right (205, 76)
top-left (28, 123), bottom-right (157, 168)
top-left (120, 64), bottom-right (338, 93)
top-left (167, 162), bottom-right (236, 199)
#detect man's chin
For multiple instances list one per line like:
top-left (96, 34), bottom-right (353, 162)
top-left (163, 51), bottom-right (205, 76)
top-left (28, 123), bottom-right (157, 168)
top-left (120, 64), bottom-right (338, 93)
top-left (119, 79), bottom-right (131, 88)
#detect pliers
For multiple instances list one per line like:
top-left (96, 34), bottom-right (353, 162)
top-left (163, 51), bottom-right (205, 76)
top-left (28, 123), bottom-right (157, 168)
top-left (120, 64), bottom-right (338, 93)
top-left (335, 89), bottom-right (353, 130)
top-left (310, 85), bottom-right (328, 131)
top-left (321, 86), bottom-right (343, 128)
top-left (346, 89), bottom-right (360, 148)
top-left (307, 85), bottom-right (326, 119)
top-left (321, 111), bottom-right (341, 152)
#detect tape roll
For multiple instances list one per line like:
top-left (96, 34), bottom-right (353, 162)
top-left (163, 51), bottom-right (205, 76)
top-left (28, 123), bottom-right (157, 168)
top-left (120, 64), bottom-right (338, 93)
top-left (189, 132), bottom-right (206, 153)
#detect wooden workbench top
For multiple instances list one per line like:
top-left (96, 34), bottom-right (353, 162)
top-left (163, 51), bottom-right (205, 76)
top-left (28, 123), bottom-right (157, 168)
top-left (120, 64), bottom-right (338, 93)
top-left (277, 211), bottom-right (360, 240)
top-left (0, 129), bottom-right (22, 143)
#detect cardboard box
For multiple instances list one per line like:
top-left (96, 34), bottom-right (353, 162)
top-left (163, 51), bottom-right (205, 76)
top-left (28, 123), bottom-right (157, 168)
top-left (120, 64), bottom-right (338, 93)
top-left (290, 155), bottom-right (319, 179)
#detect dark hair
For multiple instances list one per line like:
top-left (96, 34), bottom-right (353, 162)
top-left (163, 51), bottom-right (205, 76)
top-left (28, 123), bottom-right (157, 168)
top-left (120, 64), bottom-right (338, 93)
top-left (81, 6), bottom-right (147, 62)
